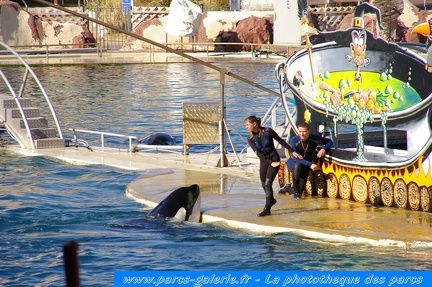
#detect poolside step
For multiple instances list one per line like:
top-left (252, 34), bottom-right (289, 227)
top-left (34, 138), bottom-right (65, 149)
top-left (8, 108), bottom-right (41, 119)
top-left (0, 95), bottom-right (63, 149)
top-left (31, 128), bottom-right (58, 139)
top-left (19, 117), bottom-right (49, 129)
top-left (0, 97), bottom-right (33, 109)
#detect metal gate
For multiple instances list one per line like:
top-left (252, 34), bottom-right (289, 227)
top-left (87, 6), bottom-right (168, 51)
top-left (87, 7), bottom-right (130, 51)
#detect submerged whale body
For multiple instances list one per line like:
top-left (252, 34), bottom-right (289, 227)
top-left (138, 133), bottom-right (177, 145)
top-left (148, 184), bottom-right (201, 222)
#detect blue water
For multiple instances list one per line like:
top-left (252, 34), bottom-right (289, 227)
top-left (1, 61), bottom-right (281, 153)
top-left (1, 62), bottom-right (432, 286)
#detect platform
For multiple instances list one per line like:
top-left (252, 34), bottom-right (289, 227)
top-left (10, 145), bottom-right (432, 249)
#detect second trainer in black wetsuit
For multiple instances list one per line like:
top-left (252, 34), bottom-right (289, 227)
top-left (245, 115), bottom-right (294, 217)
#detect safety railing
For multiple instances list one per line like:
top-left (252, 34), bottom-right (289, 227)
top-left (6, 43), bottom-right (103, 59)
top-left (68, 128), bottom-right (186, 154)
top-left (69, 128), bottom-right (137, 152)
top-left (0, 41), bottom-right (63, 149)
top-left (124, 42), bottom-right (302, 57)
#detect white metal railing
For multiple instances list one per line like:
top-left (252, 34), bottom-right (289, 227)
top-left (69, 128), bottom-right (137, 152)
top-left (69, 128), bottom-right (185, 153)
top-left (0, 40), bottom-right (64, 149)
top-left (7, 43), bottom-right (102, 59)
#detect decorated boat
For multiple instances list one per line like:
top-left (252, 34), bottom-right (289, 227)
top-left (276, 2), bottom-right (432, 212)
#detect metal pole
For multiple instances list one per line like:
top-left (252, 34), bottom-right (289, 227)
top-left (63, 241), bottom-right (80, 287)
top-left (388, 5), bottom-right (391, 41)
top-left (383, 126), bottom-right (388, 154)
top-left (219, 69), bottom-right (227, 167)
top-left (219, 121), bottom-right (225, 167)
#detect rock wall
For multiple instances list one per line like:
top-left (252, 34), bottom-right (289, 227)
top-left (1, 0), bottom-right (432, 52)
top-left (0, 2), bottom-right (91, 48)
top-left (122, 11), bottom-right (273, 52)
top-left (399, 0), bottom-right (432, 42)
top-left (123, 0), bottom-right (432, 52)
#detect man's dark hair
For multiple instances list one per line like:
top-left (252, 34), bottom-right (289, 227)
top-left (298, 122), bottom-right (310, 130)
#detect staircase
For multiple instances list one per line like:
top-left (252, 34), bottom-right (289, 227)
top-left (0, 40), bottom-right (65, 150)
top-left (0, 95), bottom-right (64, 149)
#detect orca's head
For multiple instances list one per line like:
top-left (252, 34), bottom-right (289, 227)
top-left (148, 184), bottom-right (202, 222)
top-left (184, 184), bottom-right (201, 222)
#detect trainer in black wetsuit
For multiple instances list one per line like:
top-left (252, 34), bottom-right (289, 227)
top-left (245, 115), bottom-right (294, 217)
top-left (287, 122), bottom-right (333, 199)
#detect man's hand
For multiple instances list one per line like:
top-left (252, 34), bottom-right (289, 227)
top-left (310, 163), bottom-right (320, 171)
top-left (317, 149), bottom-right (326, 158)
top-left (292, 151), bottom-right (303, 159)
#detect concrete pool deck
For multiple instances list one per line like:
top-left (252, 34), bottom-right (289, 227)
top-left (12, 146), bottom-right (432, 249)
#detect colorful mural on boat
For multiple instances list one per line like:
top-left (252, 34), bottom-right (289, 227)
top-left (277, 1), bottom-right (432, 212)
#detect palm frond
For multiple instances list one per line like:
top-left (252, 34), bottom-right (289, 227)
top-left (297, 0), bottom-right (309, 20)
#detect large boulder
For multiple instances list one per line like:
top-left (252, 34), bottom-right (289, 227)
top-left (222, 15), bottom-right (273, 52)
top-left (122, 18), bottom-right (166, 51)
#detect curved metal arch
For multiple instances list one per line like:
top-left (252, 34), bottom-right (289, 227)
top-left (0, 41), bottom-right (63, 149)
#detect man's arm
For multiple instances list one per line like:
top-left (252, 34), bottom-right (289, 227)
top-left (310, 133), bottom-right (333, 151)
top-left (310, 133), bottom-right (333, 161)
top-left (269, 128), bottom-right (294, 153)
top-left (288, 135), bottom-right (311, 166)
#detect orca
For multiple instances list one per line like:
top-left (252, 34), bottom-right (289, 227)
top-left (138, 133), bottom-right (177, 145)
top-left (148, 184), bottom-right (201, 222)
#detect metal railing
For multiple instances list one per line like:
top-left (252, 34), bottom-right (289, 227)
top-left (69, 128), bottom-right (137, 152)
top-left (6, 43), bottom-right (103, 59)
top-left (3, 42), bottom-right (299, 63)
top-left (69, 128), bottom-right (186, 154)
top-left (0, 41), bottom-right (63, 149)
top-left (134, 42), bottom-right (302, 56)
